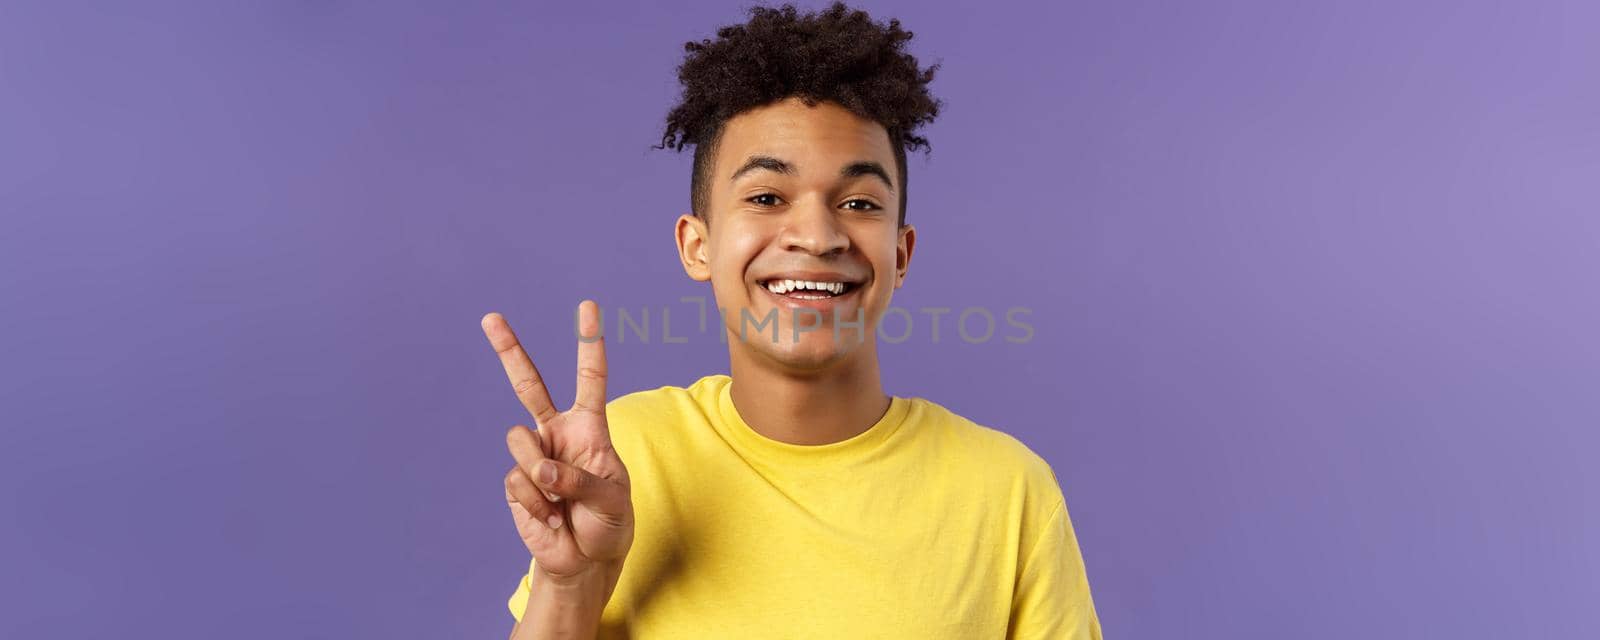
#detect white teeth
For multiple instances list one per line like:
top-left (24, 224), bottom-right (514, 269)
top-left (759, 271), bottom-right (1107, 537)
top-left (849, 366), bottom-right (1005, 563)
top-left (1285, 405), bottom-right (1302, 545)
top-left (765, 279), bottom-right (849, 296)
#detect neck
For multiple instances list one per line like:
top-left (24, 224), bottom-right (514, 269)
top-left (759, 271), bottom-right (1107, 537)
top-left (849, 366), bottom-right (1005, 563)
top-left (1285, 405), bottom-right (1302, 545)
top-left (726, 346), bottom-right (891, 446)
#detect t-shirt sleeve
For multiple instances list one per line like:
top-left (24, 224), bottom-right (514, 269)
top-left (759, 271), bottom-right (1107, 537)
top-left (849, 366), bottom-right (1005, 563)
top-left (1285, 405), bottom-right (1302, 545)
top-left (1007, 499), bottom-right (1103, 639)
top-left (506, 557), bottom-right (536, 622)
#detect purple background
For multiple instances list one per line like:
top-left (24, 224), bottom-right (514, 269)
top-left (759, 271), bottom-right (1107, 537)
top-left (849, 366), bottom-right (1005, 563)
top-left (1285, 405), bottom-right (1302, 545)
top-left (3, 1), bottom-right (1596, 637)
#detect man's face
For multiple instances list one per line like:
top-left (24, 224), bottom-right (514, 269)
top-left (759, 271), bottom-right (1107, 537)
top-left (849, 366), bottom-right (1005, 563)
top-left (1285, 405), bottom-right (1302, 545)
top-left (675, 97), bottom-right (915, 372)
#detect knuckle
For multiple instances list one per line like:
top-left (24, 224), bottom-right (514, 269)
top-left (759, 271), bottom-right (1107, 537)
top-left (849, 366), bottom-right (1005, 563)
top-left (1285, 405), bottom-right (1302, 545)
top-left (489, 336), bottom-right (517, 354)
top-left (571, 470), bottom-right (599, 495)
top-left (557, 469), bottom-right (588, 496)
top-left (511, 376), bottom-right (547, 396)
top-left (577, 365), bottom-right (607, 381)
top-left (522, 496), bottom-right (548, 517)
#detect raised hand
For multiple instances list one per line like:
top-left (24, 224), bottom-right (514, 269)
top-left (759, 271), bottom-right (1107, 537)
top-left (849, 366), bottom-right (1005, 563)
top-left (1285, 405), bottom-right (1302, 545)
top-left (483, 301), bottom-right (633, 584)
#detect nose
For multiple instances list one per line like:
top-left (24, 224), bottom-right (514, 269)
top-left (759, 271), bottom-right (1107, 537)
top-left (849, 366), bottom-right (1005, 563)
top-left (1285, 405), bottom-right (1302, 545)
top-left (778, 199), bottom-right (849, 256)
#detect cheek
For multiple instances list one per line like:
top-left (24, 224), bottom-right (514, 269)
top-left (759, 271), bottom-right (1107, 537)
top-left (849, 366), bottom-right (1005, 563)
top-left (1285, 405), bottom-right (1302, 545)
top-left (707, 224), bottom-right (770, 289)
top-left (858, 234), bottom-right (901, 278)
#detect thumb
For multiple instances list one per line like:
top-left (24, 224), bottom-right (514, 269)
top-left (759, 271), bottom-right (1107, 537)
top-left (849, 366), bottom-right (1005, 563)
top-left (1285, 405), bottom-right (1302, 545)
top-left (532, 457), bottom-right (626, 515)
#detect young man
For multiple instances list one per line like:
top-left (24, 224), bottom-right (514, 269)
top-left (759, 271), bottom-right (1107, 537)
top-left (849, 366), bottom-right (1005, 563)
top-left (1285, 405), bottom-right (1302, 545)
top-left (482, 3), bottom-right (1101, 638)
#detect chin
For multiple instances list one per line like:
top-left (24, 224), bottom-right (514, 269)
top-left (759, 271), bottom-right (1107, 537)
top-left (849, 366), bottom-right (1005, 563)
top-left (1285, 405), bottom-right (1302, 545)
top-left (757, 335), bottom-right (858, 372)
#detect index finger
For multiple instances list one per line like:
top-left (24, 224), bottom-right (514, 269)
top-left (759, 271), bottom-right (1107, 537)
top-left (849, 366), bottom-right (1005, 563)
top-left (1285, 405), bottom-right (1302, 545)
top-left (481, 312), bottom-right (560, 427)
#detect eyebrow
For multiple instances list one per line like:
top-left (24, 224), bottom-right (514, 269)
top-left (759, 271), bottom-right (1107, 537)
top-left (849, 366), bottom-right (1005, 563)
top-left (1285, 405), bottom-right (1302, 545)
top-left (730, 155), bottom-right (794, 181)
top-left (729, 155), bottom-right (896, 193)
top-left (840, 161), bottom-right (896, 193)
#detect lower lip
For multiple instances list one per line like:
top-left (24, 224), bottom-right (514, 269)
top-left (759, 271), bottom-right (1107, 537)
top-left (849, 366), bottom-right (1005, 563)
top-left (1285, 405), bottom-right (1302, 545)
top-left (759, 283), bottom-right (862, 315)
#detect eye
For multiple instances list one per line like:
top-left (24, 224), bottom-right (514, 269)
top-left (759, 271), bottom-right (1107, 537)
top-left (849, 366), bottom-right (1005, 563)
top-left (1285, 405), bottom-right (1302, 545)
top-left (842, 199), bottom-right (881, 211)
top-left (747, 193), bottom-right (783, 207)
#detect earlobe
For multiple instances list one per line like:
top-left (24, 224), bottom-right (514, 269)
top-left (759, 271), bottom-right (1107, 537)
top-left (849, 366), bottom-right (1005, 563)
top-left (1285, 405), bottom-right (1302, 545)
top-left (895, 224), bottom-right (916, 288)
top-left (675, 213), bottom-right (712, 282)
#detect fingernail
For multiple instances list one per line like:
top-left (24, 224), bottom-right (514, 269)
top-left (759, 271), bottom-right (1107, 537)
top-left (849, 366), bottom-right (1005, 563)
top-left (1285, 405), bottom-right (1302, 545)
top-left (546, 513), bottom-right (563, 529)
top-left (539, 460), bottom-right (557, 485)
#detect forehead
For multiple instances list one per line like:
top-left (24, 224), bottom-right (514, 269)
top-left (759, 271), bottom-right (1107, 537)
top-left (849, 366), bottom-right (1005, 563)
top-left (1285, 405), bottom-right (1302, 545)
top-left (715, 98), bottom-right (895, 178)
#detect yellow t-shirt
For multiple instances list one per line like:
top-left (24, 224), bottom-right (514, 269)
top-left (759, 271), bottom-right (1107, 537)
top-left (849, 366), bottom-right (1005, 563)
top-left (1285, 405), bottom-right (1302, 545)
top-left (508, 375), bottom-right (1101, 639)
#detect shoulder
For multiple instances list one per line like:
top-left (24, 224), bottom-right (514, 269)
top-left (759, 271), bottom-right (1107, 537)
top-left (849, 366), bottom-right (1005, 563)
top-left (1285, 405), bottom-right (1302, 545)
top-left (906, 396), bottom-right (1066, 507)
top-left (910, 398), bottom-right (1078, 568)
top-left (603, 374), bottom-right (728, 451)
top-left (605, 374), bottom-right (725, 418)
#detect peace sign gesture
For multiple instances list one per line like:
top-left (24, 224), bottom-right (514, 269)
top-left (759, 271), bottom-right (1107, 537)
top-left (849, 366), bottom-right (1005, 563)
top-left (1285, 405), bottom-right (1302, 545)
top-left (482, 301), bottom-right (633, 584)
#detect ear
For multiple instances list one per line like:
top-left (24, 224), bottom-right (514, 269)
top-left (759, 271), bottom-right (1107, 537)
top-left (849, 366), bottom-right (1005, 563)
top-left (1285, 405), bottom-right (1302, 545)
top-left (675, 213), bottom-right (712, 282)
top-left (894, 224), bottom-right (916, 288)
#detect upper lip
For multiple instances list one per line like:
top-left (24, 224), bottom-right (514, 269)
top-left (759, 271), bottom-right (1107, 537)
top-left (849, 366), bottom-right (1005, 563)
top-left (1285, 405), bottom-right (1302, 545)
top-left (756, 270), bottom-right (865, 284)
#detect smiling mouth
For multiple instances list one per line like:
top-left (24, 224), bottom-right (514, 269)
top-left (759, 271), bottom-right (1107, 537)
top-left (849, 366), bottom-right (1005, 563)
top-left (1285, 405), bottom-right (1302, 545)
top-left (758, 278), bottom-right (861, 300)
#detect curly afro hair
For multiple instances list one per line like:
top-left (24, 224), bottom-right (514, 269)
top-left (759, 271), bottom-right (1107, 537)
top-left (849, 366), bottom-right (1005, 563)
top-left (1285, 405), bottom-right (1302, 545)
top-left (657, 1), bottom-right (942, 225)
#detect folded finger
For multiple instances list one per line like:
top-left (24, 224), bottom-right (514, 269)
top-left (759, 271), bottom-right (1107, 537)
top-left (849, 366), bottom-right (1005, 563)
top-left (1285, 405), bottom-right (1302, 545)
top-left (505, 467), bottom-right (564, 530)
top-left (506, 425), bottom-right (559, 501)
top-left (531, 428), bottom-right (561, 503)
